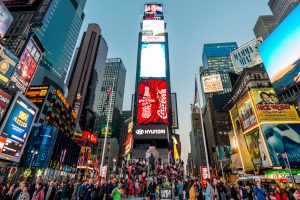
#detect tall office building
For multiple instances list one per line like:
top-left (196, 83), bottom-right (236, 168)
top-left (67, 24), bottom-right (108, 129)
top-left (253, 15), bottom-right (278, 40)
top-left (95, 58), bottom-right (126, 138)
top-left (268, 0), bottom-right (299, 23)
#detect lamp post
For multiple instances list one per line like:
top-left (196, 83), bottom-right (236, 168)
top-left (30, 149), bottom-right (38, 168)
top-left (276, 152), bottom-right (295, 186)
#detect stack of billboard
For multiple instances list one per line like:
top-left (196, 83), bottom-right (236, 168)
top-left (229, 88), bottom-right (300, 172)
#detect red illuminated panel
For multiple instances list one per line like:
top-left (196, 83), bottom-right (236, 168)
top-left (137, 80), bottom-right (168, 124)
top-left (82, 131), bottom-right (97, 144)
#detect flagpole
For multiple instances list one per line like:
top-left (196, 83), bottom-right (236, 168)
top-left (100, 78), bottom-right (115, 179)
top-left (196, 74), bottom-right (211, 178)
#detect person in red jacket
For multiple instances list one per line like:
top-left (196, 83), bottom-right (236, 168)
top-left (275, 186), bottom-right (288, 200)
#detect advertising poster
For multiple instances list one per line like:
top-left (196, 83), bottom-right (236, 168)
top-left (0, 88), bottom-right (11, 122)
top-left (261, 123), bottom-right (300, 167)
top-left (258, 5), bottom-right (300, 93)
top-left (230, 37), bottom-right (263, 73)
top-left (133, 124), bottom-right (168, 140)
top-left (144, 3), bottom-right (163, 20)
top-left (236, 93), bottom-right (257, 132)
top-left (0, 1), bottom-right (13, 38)
top-left (250, 88), bottom-right (300, 122)
top-left (0, 45), bottom-right (18, 84)
top-left (82, 131), bottom-right (97, 144)
top-left (229, 105), bottom-right (254, 171)
top-left (77, 146), bottom-right (91, 167)
top-left (25, 85), bottom-right (49, 109)
top-left (0, 93), bottom-right (38, 162)
top-left (142, 20), bottom-right (165, 42)
top-left (140, 43), bottom-right (166, 78)
top-left (201, 74), bottom-right (224, 93)
top-left (137, 80), bottom-right (168, 124)
top-left (100, 124), bottom-right (112, 137)
top-left (124, 122), bottom-right (133, 156)
top-left (10, 38), bottom-right (42, 92)
top-left (171, 93), bottom-right (179, 129)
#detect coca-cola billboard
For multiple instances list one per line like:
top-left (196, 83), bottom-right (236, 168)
top-left (137, 80), bottom-right (168, 124)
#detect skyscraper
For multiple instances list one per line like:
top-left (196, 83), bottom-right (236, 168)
top-left (253, 15), bottom-right (278, 40)
top-left (67, 24), bottom-right (107, 129)
top-left (95, 58), bottom-right (126, 138)
top-left (268, 0), bottom-right (299, 23)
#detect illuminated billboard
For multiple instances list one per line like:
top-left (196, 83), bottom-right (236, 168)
top-left (250, 88), bottom-right (300, 122)
top-left (26, 85), bottom-right (49, 109)
top-left (82, 131), bottom-right (97, 144)
top-left (100, 124), bottom-right (112, 137)
top-left (133, 124), bottom-right (169, 140)
top-left (137, 80), bottom-right (168, 124)
top-left (258, 5), bottom-right (300, 93)
top-left (10, 37), bottom-right (43, 92)
top-left (142, 20), bottom-right (165, 42)
top-left (144, 3), bottom-right (163, 20)
top-left (0, 45), bottom-right (18, 84)
top-left (230, 37), bottom-right (263, 73)
top-left (261, 123), bottom-right (300, 167)
top-left (0, 93), bottom-right (38, 162)
top-left (201, 74), bottom-right (224, 93)
top-left (0, 89), bottom-right (11, 122)
top-left (236, 93), bottom-right (257, 132)
top-left (140, 43), bottom-right (166, 78)
top-left (0, 1), bottom-right (13, 38)
top-left (124, 122), bottom-right (133, 156)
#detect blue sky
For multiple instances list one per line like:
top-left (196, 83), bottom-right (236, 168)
top-left (76, 0), bottom-right (271, 163)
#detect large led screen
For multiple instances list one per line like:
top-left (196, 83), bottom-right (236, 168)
top-left (0, 1), bottom-right (13, 38)
top-left (144, 3), bottom-right (163, 20)
top-left (0, 45), bottom-right (18, 84)
top-left (258, 5), bottom-right (300, 93)
top-left (10, 38), bottom-right (42, 92)
top-left (0, 93), bottom-right (38, 162)
top-left (0, 89), bottom-right (11, 122)
top-left (261, 123), bottom-right (300, 167)
top-left (140, 44), bottom-right (166, 78)
top-left (137, 80), bottom-right (168, 124)
top-left (142, 20), bottom-right (165, 42)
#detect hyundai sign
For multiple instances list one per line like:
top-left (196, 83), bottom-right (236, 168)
top-left (133, 125), bottom-right (168, 140)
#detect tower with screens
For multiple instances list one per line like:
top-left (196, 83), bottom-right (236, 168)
top-left (132, 3), bottom-right (175, 161)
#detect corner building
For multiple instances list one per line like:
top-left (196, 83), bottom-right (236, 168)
top-left (132, 3), bottom-right (174, 162)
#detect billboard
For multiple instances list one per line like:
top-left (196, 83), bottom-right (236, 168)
top-left (0, 45), bottom-right (18, 84)
top-left (230, 37), bottom-right (263, 73)
top-left (250, 88), bottom-right (300, 122)
top-left (137, 80), bottom-right (168, 124)
top-left (133, 124), bottom-right (169, 140)
top-left (82, 131), bottom-right (97, 144)
top-left (0, 1), bottom-right (13, 38)
top-left (171, 93), bottom-right (179, 129)
top-left (100, 124), bottom-right (112, 137)
top-left (0, 93), bottom-right (38, 162)
top-left (10, 37), bottom-right (43, 92)
top-left (142, 20), bottom-right (165, 42)
top-left (0, 89), bottom-right (11, 122)
top-left (144, 3), bottom-right (163, 20)
top-left (26, 85), bottom-right (49, 109)
top-left (140, 43), bottom-right (166, 78)
top-left (258, 5), bottom-right (300, 93)
top-left (124, 122), bottom-right (133, 156)
top-left (30, 0), bottom-right (53, 24)
top-left (236, 92), bottom-right (257, 132)
top-left (201, 74), bottom-right (224, 93)
top-left (229, 105), bottom-right (254, 171)
top-left (77, 146), bottom-right (91, 167)
top-left (244, 129), bottom-right (271, 168)
top-left (261, 123), bottom-right (300, 167)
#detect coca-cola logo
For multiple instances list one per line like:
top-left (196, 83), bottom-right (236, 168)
top-left (157, 88), bottom-right (167, 119)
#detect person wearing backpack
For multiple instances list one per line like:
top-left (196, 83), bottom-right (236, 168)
top-left (238, 184), bottom-right (249, 200)
top-left (253, 181), bottom-right (268, 200)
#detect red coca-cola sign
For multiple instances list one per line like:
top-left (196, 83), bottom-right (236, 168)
top-left (137, 80), bottom-right (168, 124)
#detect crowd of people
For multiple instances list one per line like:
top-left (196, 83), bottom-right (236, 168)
top-left (0, 156), bottom-right (299, 200)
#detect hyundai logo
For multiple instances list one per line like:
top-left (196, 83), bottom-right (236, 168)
top-left (136, 129), bottom-right (144, 135)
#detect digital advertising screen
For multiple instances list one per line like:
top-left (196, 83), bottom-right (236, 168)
top-left (82, 131), bottom-right (97, 144)
top-left (144, 3), bottom-right (163, 20)
top-left (26, 85), bottom-right (49, 109)
top-left (133, 124), bottom-right (169, 140)
top-left (0, 1), bottom-right (13, 38)
top-left (0, 45), bottom-right (18, 84)
top-left (236, 92), bottom-right (257, 132)
top-left (201, 74), bottom-right (224, 93)
top-left (250, 88), bottom-right (300, 122)
top-left (229, 105), bottom-right (254, 171)
top-left (137, 80), bottom-right (168, 125)
top-left (142, 20), bottom-right (165, 42)
top-left (10, 38), bottom-right (42, 92)
top-left (230, 37), bottom-right (263, 73)
top-left (0, 93), bottom-right (38, 162)
top-left (140, 43), bottom-right (166, 78)
top-left (258, 5), bottom-right (300, 93)
top-left (261, 123), bottom-right (300, 167)
top-left (0, 88), bottom-right (11, 122)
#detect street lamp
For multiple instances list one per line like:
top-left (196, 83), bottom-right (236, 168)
top-left (276, 152), bottom-right (295, 186)
top-left (30, 149), bottom-right (38, 168)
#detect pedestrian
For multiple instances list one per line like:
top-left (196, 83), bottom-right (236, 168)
top-left (253, 181), bottom-right (267, 200)
top-left (91, 180), bottom-right (105, 200)
top-left (205, 179), bottom-right (215, 200)
top-left (238, 183), bottom-right (249, 200)
top-left (189, 180), bottom-right (198, 200)
top-left (275, 186), bottom-right (288, 200)
top-left (106, 179), bottom-right (114, 200)
top-left (4, 185), bottom-right (15, 200)
top-left (177, 179), bottom-right (184, 200)
top-left (231, 185), bottom-right (239, 200)
top-left (111, 183), bottom-right (123, 200)
top-left (84, 179), bottom-right (94, 200)
top-left (32, 182), bottom-right (44, 200)
top-left (44, 180), bottom-right (57, 200)
top-left (16, 184), bottom-right (29, 200)
top-left (12, 181), bottom-right (25, 200)
top-left (148, 177), bottom-right (157, 200)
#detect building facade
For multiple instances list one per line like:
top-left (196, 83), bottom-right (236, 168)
top-left (253, 15), bottom-right (278, 40)
top-left (268, 0), bottom-right (299, 23)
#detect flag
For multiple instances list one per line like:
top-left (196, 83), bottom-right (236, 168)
top-left (194, 75), bottom-right (200, 105)
top-left (101, 86), bottom-right (112, 114)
